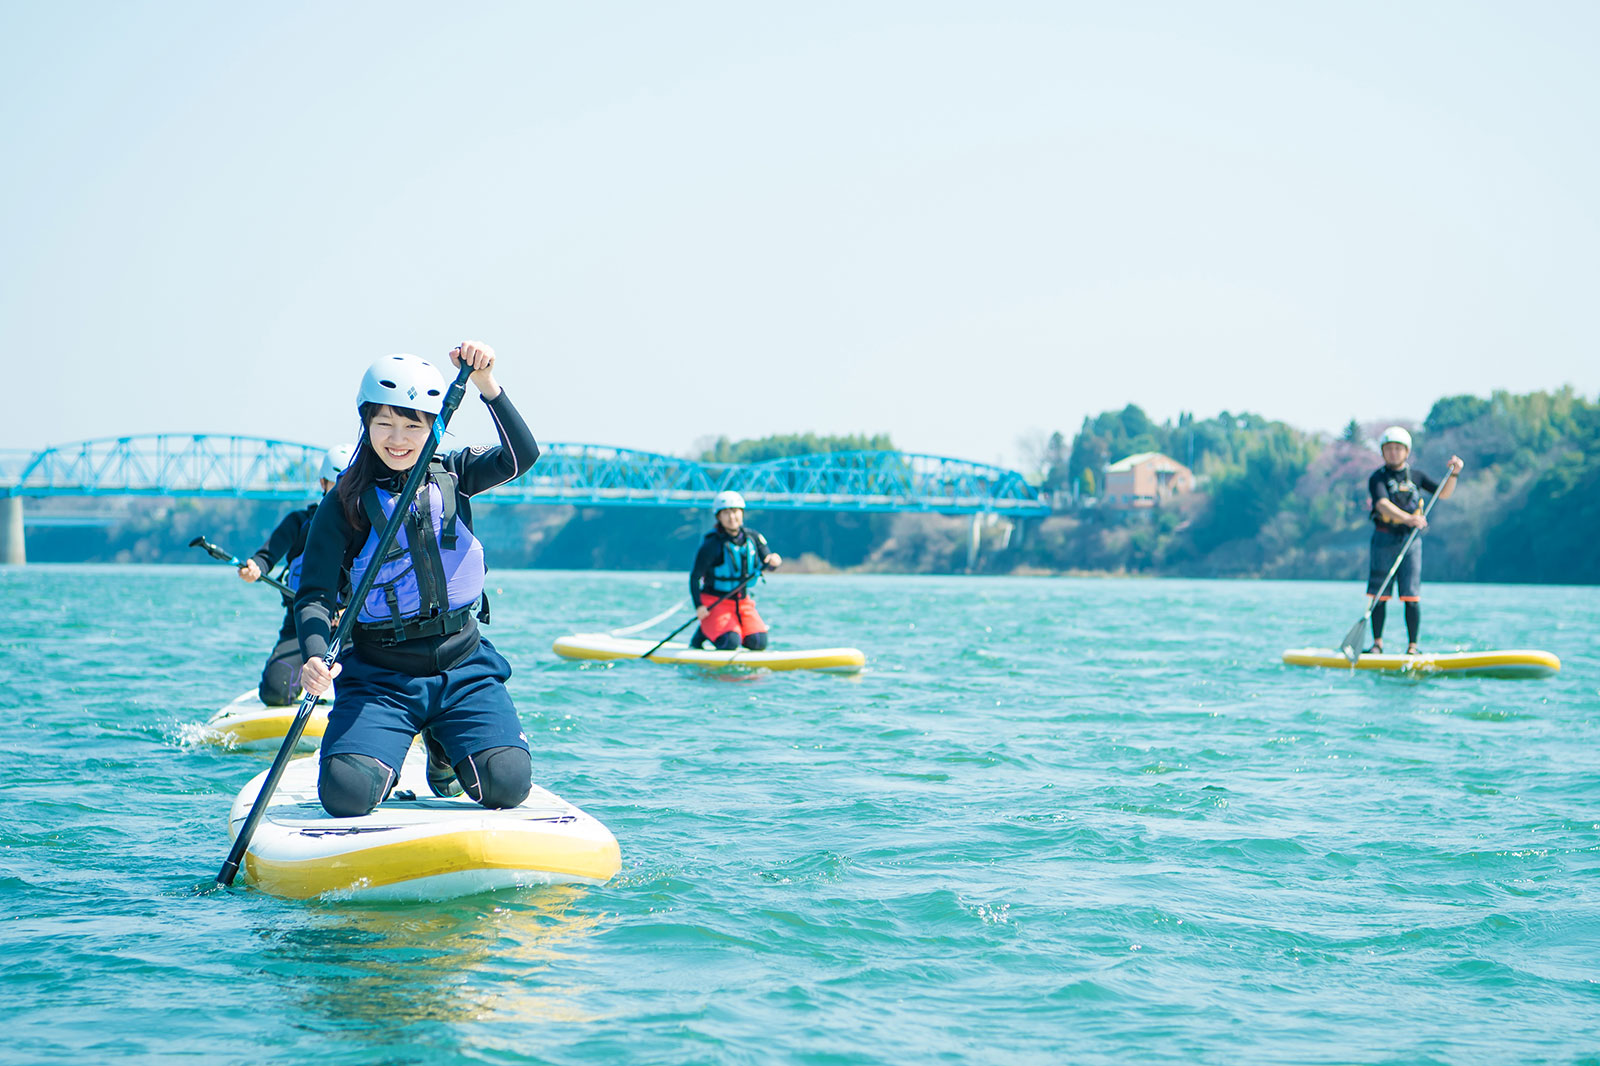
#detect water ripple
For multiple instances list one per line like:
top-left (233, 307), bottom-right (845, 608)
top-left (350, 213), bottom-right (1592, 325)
top-left (2, 567), bottom-right (1598, 1064)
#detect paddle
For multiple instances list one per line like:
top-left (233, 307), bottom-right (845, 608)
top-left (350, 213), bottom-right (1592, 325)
top-left (214, 357), bottom-right (476, 889)
top-left (1338, 477), bottom-right (1451, 664)
top-left (610, 601), bottom-right (686, 637)
top-left (639, 570), bottom-right (761, 659)
top-left (189, 535), bottom-right (293, 599)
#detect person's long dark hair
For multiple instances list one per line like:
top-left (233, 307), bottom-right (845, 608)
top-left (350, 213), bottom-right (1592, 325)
top-left (338, 402), bottom-right (429, 534)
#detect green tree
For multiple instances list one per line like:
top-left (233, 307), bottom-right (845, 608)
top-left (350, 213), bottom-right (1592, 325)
top-left (1042, 431), bottom-right (1071, 491)
top-left (1424, 394), bottom-right (1491, 434)
top-left (1173, 424), bottom-right (1316, 556)
top-left (700, 432), bottom-right (896, 464)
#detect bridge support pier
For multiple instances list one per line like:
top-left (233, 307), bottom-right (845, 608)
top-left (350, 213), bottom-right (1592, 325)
top-left (966, 513), bottom-right (982, 572)
top-left (1, 495), bottom-right (23, 565)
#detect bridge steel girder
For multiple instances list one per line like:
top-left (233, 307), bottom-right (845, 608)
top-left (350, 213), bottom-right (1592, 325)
top-left (5, 435), bottom-right (325, 501)
top-left (2, 435), bottom-right (1049, 517)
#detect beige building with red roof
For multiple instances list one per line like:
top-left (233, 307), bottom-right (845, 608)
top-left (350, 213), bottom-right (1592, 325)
top-left (1103, 452), bottom-right (1194, 508)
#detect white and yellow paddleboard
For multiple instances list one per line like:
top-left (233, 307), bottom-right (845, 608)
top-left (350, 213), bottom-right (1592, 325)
top-left (552, 632), bottom-right (866, 673)
top-left (200, 689), bottom-right (331, 751)
top-left (227, 742), bottom-right (621, 901)
top-left (1282, 647), bottom-right (1561, 679)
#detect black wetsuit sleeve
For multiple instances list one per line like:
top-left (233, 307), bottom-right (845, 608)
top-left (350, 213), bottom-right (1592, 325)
top-left (442, 390), bottom-right (540, 497)
top-left (1416, 470), bottom-right (1439, 494)
top-left (1367, 469), bottom-right (1386, 508)
top-left (250, 507), bottom-right (310, 573)
top-left (690, 538), bottom-right (720, 603)
top-left (750, 530), bottom-right (772, 566)
top-left (294, 498), bottom-right (360, 663)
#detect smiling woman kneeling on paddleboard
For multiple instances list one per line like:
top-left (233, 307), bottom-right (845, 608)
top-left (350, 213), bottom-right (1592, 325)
top-left (294, 344), bottom-right (538, 817)
top-left (1365, 425), bottom-right (1463, 656)
top-left (689, 491), bottom-right (781, 651)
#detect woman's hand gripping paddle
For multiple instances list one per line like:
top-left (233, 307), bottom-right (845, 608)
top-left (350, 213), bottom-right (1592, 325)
top-left (213, 358), bottom-right (476, 889)
top-left (1338, 482), bottom-right (1450, 665)
top-left (639, 570), bottom-right (760, 659)
top-left (189, 536), bottom-right (294, 599)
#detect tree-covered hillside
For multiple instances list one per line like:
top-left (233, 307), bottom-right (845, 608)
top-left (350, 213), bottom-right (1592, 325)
top-left (699, 432), bottom-right (895, 464)
top-left (18, 390), bottom-right (1598, 584)
top-left (1002, 386), bottom-right (1600, 584)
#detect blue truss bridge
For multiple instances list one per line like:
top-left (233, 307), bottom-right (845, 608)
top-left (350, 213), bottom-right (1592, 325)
top-left (0, 433), bottom-right (1047, 563)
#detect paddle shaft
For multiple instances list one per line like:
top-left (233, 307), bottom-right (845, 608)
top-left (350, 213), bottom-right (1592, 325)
top-left (215, 359), bottom-right (475, 888)
top-left (639, 570), bottom-right (760, 659)
top-left (190, 537), bottom-right (293, 598)
top-left (611, 601), bottom-right (687, 637)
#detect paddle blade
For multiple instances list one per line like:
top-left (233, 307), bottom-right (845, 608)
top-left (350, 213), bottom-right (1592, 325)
top-left (188, 536), bottom-right (206, 548)
top-left (1339, 618), bottom-right (1366, 664)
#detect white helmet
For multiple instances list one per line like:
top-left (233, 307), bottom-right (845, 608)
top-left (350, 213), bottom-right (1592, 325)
top-left (319, 444), bottom-right (356, 482)
top-left (712, 490), bottom-right (746, 514)
top-left (1378, 425), bottom-right (1412, 450)
top-left (357, 354), bottom-right (445, 416)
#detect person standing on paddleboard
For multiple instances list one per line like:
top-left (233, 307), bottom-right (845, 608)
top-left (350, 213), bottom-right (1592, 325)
top-left (293, 344), bottom-right (540, 816)
top-left (1365, 425), bottom-right (1463, 655)
top-left (236, 445), bottom-right (354, 706)
top-left (689, 490), bottom-right (781, 651)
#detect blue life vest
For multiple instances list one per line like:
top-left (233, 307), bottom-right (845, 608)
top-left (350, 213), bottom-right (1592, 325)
top-left (350, 463), bottom-right (487, 644)
top-left (282, 552), bottom-right (305, 594)
top-left (273, 503), bottom-right (318, 603)
top-left (708, 531), bottom-right (764, 597)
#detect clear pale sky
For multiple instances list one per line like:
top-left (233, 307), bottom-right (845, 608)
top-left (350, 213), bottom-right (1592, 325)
top-left (3, 2), bottom-right (1596, 468)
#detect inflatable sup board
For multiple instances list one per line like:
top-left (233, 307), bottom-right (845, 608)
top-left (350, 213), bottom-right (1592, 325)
top-left (227, 742), bottom-right (621, 901)
top-left (1282, 647), bottom-right (1561, 679)
top-left (201, 689), bottom-right (331, 751)
top-left (552, 632), bottom-right (865, 673)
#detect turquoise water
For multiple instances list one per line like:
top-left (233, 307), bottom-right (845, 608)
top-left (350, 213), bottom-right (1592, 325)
top-left (3, 565), bottom-right (1598, 1065)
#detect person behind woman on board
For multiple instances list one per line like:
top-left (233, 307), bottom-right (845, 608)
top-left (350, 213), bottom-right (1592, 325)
top-left (688, 490), bottom-right (782, 651)
top-left (294, 343), bottom-right (540, 816)
top-left (1365, 425), bottom-right (1464, 656)
top-left (237, 444), bottom-right (354, 706)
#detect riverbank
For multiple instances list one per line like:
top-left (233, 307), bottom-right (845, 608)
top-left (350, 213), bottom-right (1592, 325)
top-left (12, 386), bottom-right (1598, 584)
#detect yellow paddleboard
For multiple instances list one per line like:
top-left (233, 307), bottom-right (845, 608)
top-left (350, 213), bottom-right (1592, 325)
top-left (200, 689), bottom-right (330, 751)
top-left (1282, 647), bottom-right (1561, 679)
top-left (227, 741), bottom-right (620, 901)
top-left (553, 633), bottom-right (865, 673)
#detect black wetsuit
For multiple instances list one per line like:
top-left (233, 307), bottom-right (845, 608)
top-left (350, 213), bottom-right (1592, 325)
top-left (295, 391), bottom-right (537, 675)
top-left (249, 503), bottom-right (317, 705)
top-left (1368, 466), bottom-right (1439, 529)
top-left (688, 526), bottom-right (772, 651)
top-left (293, 390), bottom-right (540, 817)
top-left (1366, 464), bottom-right (1440, 647)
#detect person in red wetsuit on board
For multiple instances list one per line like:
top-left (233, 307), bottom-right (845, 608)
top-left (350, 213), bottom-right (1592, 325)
top-left (688, 491), bottom-right (782, 651)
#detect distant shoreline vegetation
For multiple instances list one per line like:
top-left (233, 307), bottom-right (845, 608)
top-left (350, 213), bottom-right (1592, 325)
top-left (1008, 386), bottom-right (1599, 585)
top-left (696, 432), bottom-right (895, 464)
top-left (19, 389), bottom-right (1599, 585)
